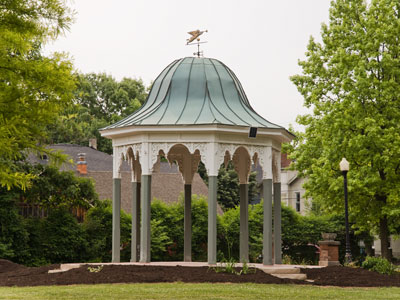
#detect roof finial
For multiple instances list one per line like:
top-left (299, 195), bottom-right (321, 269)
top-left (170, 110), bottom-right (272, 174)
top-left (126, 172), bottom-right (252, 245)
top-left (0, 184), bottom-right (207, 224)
top-left (186, 29), bottom-right (208, 57)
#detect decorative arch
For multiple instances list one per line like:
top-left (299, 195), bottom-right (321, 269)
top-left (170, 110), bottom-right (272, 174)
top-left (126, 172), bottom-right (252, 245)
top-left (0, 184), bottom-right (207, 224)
top-left (126, 146), bottom-right (142, 183)
top-left (232, 146), bottom-right (252, 184)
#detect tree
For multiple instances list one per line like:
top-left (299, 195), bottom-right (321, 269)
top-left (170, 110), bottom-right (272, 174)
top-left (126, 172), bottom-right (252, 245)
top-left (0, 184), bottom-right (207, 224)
top-left (21, 163), bottom-right (98, 209)
top-left (288, 0), bottom-right (400, 259)
top-left (0, 0), bottom-right (75, 189)
top-left (217, 162), bottom-right (258, 211)
top-left (46, 72), bottom-right (148, 154)
top-left (74, 73), bottom-right (146, 123)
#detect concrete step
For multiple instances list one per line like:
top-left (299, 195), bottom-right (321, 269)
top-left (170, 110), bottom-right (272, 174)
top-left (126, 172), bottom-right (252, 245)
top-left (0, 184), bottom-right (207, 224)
top-left (271, 273), bottom-right (307, 280)
top-left (261, 267), bottom-right (300, 274)
top-left (48, 263), bottom-right (81, 273)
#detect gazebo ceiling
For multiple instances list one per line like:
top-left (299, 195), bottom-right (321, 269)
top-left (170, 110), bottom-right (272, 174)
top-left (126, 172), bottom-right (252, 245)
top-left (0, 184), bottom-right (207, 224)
top-left (104, 57), bottom-right (283, 130)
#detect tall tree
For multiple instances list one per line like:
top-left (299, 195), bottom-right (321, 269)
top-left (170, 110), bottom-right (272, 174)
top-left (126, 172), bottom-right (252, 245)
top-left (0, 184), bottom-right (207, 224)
top-left (288, 0), bottom-right (400, 259)
top-left (46, 73), bottom-right (147, 154)
top-left (217, 162), bottom-right (258, 211)
top-left (0, 0), bottom-right (75, 189)
top-left (74, 73), bottom-right (146, 122)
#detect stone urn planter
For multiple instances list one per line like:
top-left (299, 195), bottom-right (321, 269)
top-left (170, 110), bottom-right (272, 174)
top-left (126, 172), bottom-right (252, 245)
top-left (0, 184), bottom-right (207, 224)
top-left (321, 233), bottom-right (337, 241)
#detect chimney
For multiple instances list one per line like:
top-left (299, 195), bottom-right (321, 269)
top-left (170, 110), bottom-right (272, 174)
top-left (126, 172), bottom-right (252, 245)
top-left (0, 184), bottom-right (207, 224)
top-left (77, 153), bottom-right (87, 175)
top-left (89, 138), bottom-right (97, 150)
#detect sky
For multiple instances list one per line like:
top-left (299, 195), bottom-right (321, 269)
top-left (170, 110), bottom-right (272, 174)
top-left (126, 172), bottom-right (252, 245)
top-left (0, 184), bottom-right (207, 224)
top-left (45, 0), bottom-right (332, 131)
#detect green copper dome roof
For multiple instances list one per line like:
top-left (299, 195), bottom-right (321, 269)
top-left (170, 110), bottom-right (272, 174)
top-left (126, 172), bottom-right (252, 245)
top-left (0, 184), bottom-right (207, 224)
top-left (104, 57), bottom-right (282, 129)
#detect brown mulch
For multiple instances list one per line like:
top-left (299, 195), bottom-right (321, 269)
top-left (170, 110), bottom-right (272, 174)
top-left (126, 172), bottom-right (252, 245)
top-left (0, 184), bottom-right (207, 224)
top-left (0, 260), bottom-right (296, 287)
top-left (303, 265), bottom-right (400, 287)
top-left (1, 259), bottom-right (400, 287)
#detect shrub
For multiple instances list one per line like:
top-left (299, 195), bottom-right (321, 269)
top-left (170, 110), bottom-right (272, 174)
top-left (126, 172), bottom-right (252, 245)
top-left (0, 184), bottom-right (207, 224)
top-left (149, 195), bottom-right (210, 262)
top-left (23, 217), bottom-right (48, 266)
top-left (0, 191), bottom-right (30, 264)
top-left (83, 200), bottom-right (131, 262)
top-left (218, 206), bottom-right (239, 261)
top-left (41, 208), bottom-right (87, 263)
top-left (361, 256), bottom-right (397, 275)
top-left (151, 219), bottom-right (173, 260)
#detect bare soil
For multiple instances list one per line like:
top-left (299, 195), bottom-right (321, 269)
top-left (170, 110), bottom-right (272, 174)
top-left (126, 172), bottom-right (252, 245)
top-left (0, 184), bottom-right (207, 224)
top-left (1, 260), bottom-right (399, 287)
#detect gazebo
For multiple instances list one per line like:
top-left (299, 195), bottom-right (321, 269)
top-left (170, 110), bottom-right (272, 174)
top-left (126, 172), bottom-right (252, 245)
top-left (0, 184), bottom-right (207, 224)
top-left (100, 57), bottom-right (293, 265)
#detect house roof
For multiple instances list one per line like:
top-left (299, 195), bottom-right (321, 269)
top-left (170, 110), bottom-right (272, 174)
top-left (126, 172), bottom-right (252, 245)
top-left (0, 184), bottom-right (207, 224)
top-left (103, 57), bottom-right (284, 130)
top-left (28, 144), bottom-right (131, 172)
top-left (27, 144), bottom-right (213, 212)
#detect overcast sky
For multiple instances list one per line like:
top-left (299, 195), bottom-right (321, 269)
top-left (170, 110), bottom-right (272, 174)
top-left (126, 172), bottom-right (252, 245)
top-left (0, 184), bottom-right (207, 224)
top-left (45, 0), bottom-right (332, 131)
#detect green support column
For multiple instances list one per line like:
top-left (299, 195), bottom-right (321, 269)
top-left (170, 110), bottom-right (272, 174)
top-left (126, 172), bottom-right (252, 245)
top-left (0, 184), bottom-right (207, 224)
top-left (140, 175), bottom-right (151, 263)
top-left (208, 176), bottom-right (217, 264)
top-left (131, 182), bottom-right (141, 262)
top-left (263, 179), bottom-right (273, 265)
top-left (274, 182), bottom-right (282, 264)
top-left (112, 178), bottom-right (121, 263)
top-left (240, 184), bottom-right (249, 263)
top-left (184, 184), bottom-right (192, 262)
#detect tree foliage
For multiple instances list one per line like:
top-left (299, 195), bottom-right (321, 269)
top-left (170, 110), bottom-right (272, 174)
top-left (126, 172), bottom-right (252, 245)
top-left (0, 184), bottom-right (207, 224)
top-left (46, 73), bottom-right (148, 154)
top-left (21, 163), bottom-right (98, 209)
top-left (0, 162), bottom-right (98, 265)
top-left (0, 0), bottom-right (76, 189)
top-left (0, 191), bottom-right (29, 263)
top-left (40, 208), bottom-right (87, 263)
top-left (288, 0), bottom-right (400, 259)
top-left (83, 200), bottom-right (131, 262)
top-left (217, 162), bottom-right (258, 211)
top-left (75, 73), bottom-right (146, 122)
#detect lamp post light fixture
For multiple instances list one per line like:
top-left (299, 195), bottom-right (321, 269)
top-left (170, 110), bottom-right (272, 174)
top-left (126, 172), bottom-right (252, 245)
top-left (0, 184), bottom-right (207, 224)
top-left (339, 157), bottom-right (352, 264)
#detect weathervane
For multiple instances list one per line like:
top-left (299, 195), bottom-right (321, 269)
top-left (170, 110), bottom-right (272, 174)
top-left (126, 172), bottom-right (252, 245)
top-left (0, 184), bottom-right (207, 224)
top-left (186, 29), bottom-right (208, 57)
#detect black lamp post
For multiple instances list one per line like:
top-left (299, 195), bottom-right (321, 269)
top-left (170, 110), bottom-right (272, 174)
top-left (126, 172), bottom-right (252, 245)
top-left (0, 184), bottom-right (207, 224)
top-left (340, 157), bottom-right (352, 264)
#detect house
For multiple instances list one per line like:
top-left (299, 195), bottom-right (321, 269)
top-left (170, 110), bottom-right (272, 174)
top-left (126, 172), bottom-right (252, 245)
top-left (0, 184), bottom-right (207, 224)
top-left (252, 153), bottom-right (308, 215)
top-left (280, 153), bottom-right (309, 215)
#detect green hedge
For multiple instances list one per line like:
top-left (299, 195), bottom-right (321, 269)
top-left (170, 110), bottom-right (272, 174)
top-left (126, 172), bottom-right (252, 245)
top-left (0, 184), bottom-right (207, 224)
top-left (1, 193), bottom-right (363, 265)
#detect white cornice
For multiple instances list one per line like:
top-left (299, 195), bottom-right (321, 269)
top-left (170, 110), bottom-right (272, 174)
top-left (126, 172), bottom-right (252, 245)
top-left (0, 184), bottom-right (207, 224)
top-left (100, 124), bottom-right (293, 143)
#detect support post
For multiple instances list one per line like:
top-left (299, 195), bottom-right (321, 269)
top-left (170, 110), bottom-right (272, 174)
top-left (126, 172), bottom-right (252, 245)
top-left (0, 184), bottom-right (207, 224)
top-left (208, 176), bottom-right (217, 264)
top-left (131, 182), bottom-right (141, 262)
top-left (240, 184), bottom-right (249, 263)
top-left (140, 175), bottom-right (151, 263)
top-left (273, 182), bottom-right (282, 264)
top-left (112, 178), bottom-right (121, 263)
top-left (263, 179), bottom-right (273, 265)
top-left (184, 184), bottom-right (192, 262)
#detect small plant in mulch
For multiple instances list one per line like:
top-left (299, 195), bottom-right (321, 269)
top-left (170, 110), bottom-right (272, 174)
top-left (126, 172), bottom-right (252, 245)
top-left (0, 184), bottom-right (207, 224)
top-left (282, 254), bottom-right (312, 266)
top-left (211, 260), bottom-right (256, 275)
top-left (87, 265), bottom-right (103, 273)
top-left (361, 256), bottom-right (398, 275)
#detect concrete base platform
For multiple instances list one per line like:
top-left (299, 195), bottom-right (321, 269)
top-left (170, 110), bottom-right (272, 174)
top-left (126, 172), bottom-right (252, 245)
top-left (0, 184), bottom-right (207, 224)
top-left (48, 261), bottom-right (323, 280)
top-left (48, 263), bottom-right (81, 273)
top-left (272, 273), bottom-right (307, 280)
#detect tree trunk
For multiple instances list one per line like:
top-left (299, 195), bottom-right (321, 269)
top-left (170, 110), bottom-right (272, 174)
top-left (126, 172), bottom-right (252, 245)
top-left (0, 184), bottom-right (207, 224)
top-left (379, 215), bottom-right (392, 261)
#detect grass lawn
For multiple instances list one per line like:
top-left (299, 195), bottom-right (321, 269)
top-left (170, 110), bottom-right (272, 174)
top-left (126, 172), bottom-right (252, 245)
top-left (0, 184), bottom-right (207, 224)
top-left (0, 283), bottom-right (399, 300)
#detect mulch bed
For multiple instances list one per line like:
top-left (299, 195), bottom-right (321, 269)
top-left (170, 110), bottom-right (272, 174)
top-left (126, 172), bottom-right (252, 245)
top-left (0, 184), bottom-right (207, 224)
top-left (1, 259), bottom-right (399, 287)
top-left (303, 265), bottom-right (400, 287)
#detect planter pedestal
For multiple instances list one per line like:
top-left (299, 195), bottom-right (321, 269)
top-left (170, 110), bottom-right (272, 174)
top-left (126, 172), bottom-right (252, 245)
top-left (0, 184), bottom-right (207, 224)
top-left (318, 240), bottom-right (341, 266)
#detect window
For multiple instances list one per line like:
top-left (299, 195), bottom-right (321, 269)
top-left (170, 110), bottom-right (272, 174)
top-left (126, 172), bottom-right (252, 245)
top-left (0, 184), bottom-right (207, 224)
top-left (295, 192), bottom-right (301, 212)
